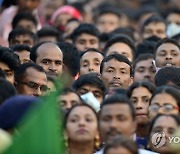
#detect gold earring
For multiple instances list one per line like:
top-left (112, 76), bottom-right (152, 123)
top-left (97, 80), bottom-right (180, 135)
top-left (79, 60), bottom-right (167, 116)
top-left (95, 135), bottom-right (100, 149)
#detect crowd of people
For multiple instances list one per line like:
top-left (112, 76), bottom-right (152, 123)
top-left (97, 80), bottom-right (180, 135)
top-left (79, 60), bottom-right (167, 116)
top-left (0, 0), bottom-right (180, 153)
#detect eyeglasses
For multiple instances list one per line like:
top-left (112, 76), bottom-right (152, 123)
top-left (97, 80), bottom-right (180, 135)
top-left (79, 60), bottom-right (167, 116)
top-left (18, 81), bottom-right (49, 92)
top-left (149, 104), bottom-right (179, 112)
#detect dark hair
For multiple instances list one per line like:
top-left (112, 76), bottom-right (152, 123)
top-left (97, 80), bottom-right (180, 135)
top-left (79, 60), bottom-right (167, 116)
top-left (80, 48), bottom-right (104, 58)
top-left (8, 27), bottom-right (35, 45)
top-left (64, 103), bottom-right (98, 128)
top-left (60, 87), bottom-right (81, 99)
top-left (136, 41), bottom-right (156, 58)
top-left (150, 86), bottom-right (180, 108)
top-left (37, 26), bottom-right (63, 42)
top-left (56, 42), bottom-right (80, 77)
top-left (164, 8), bottom-right (180, 19)
top-left (148, 114), bottom-right (180, 142)
top-left (141, 15), bottom-right (167, 33)
top-left (154, 38), bottom-right (180, 54)
top-left (15, 62), bottom-right (46, 83)
top-left (100, 94), bottom-right (135, 120)
top-left (127, 81), bottom-right (156, 98)
top-left (0, 78), bottom-right (17, 105)
top-left (155, 66), bottom-right (180, 87)
top-left (11, 44), bottom-right (31, 53)
top-left (104, 34), bottom-right (136, 60)
top-left (104, 135), bottom-right (138, 154)
top-left (73, 73), bottom-right (107, 98)
top-left (70, 23), bottom-right (100, 42)
top-left (100, 53), bottom-right (133, 77)
top-left (133, 53), bottom-right (154, 71)
top-left (12, 11), bottom-right (37, 29)
top-left (30, 41), bottom-right (46, 62)
top-left (0, 68), bottom-right (6, 79)
top-left (0, 47), bottom-right (20, 70)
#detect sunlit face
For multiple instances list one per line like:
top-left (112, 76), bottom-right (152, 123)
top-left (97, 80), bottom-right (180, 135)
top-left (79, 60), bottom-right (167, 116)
top-left (149, 93), bottom-right (179, 119)
top-left (14, 50), bottom-right (31, 64)
top-left (59, 92), bottom-right (81, 111)
top-left (106, 43), bottom-right (133, 62)
top-left (134, 58), bottom-right (156, 83)
top-left (75, 33), bottom-right (99, 52)
top-left (149, 115), bottom-right (178, 154)
top-left (77, 84), bottom-right (103, 103)
top-left (0, 62), bottom-right (14, 84)
top-left (99, 104), bottom-right (136, 142)
top-left (97, 13), bottom-right (120, 33)
top-left (36, 43), bottom-right (63, 76)
top-left (80, 51), bottom-right (104, 75)
top-left (66, 106), bottom-right (98, 143)
top-left (143, 22), bottom-right (166, 39)
top-left (101, 59), bottom-right (132, 90)
top-left (130, 87), bottom-right (152, 125)
top-left (155, 43), bottom-right (180, 68)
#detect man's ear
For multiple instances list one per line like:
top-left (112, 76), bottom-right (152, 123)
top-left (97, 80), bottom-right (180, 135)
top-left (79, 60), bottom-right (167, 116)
top-left (129, 76), bottom-right (134, 86)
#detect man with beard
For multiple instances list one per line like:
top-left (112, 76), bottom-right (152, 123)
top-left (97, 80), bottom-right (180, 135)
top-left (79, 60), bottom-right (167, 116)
top-left (30, 42), bottom-right (63, 77)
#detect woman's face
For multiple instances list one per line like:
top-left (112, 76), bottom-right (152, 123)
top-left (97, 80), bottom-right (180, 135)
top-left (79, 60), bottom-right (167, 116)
top-left (130, 86), bottom-right (152, 125)
top-left (149, 93), bottom-right (179, 119)
top-left (66, 106), bottom-right (98, 142)
top-left (149, 116), bottom-right (178, 154)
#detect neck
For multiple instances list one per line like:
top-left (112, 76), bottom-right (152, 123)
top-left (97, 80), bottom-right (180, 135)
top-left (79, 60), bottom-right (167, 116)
top-left (136, 123), bottom-right (148, 137)
top-left (69, 141), bottom-right (94, 154)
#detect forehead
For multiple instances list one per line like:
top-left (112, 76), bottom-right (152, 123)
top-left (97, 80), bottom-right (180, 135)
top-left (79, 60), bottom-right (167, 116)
top-left (153, 116), bottom-right (177, 128)
top-left (15, 35), bottom-right (33, 40)
top-left (99, 13), bottom-right (119, 19)
top-left (77, 33), bottom-right (98, 40)
top-left (103, 59), bottom-right (130, 69)
top-left (81, 51), bottom-right (103, 60)
top-left (101, 103), bottom-right (132, 116)
top-left (37, 43), bottom-right (63, 58)
top-left (78, 84), bottom-right (102, 92)
top-left (131, 87), bottom-right (152, 96)
top-left (69, 106), bottom-right (96, 117)
top-left (135, 58), bottom-right (153, 68)
top-left (157, 43), bottom-right (180, 52)
top-left (0, 61), bottom-right (11, 70)
top-left (60, 92), bottom-right (80, 100)
top-left (145, 22), bottom-right (166, 29)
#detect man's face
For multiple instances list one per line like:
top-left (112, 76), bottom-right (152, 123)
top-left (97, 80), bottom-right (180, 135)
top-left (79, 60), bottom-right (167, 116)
top-left (143, 22), bottom-right (166, 39)
top-left (101, 59), bottom-right (132, 90)
top-left (106, 43), bottom-right (133, 62)
top-left (134, 58), bottom-right (156, 83)
top-left (0, 62), bottom-right (14, 84)
top-left (80, 51), bottom-right (104, 75)
top-left (155, 43), bottom-right (180, 68)
top-left (99, 103), bottom-right (136, 142)
top-left (9, 35), bottom-right (34, 47)
top-left (97, 13), bottom-right (120, 33)
top-left (18, 0), bottom-right (41, 12)
top-left (75, 33), bottom-right (99, 52)
top-left (17, 19), bottom-right (37, 33)
top-left (16, 67), bottom-right (48, 96)
top-left (167, 13), bottom-right (180, 25)
top-left (36, 43), bottom-right (63, 76)
top-left (77, 84), bottom-right (103, 103)
top-left (14, 50), bottom-right (31, 64)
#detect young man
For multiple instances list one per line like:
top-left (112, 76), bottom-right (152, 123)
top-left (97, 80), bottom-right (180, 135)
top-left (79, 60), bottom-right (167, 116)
top-left (30, 42), bottom-right (63, 77)
top-left (154, 38), bottom-right (180, 68)
top-left (80, 48), bottom-right (104, 76)
top-left (15, 63), bottom-right (48, 97)
top-left (133, 53), bottom-right (156, 83)
top-left (100, 53), bottom-right (133, 92)
top-left (70, 23), bottom-right (100, 52)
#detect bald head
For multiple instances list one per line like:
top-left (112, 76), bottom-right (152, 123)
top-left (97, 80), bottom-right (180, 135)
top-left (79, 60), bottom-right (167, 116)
top-left (36, 42), bottom-right (63, 76)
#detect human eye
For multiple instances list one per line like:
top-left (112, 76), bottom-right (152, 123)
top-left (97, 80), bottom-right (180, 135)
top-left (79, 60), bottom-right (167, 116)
top-left (106, 68), bottom-right (114, 73)
top-left (153, 127), bottom-right (163, 133)
top-left (94, 61), bottom-right (100, 66)
top-left (82, 62), bottom-right (88, 67)
top-left (90, 40), bottom-right (97, 45)
top-left (93, 92), bottom-right (101, 98)
top-left (143, 97), bottom-right (150, 103)
top-left (117, 115), bottom-right (126, 121)
top-left (27, 81), bottom-right (38, 89)
top-left (78, 40), bottom-right (85, 45)
top-left (102, 116), bottom-right (111, 122)
top-left (158, 51), bottom-right (166, 56)
top-left (41, 59), bottom-right (49, 65)
top-left (70, 118), bottom-right (77, 123)
top-left (86, 117), bottom-right (94, 122)
top-left (55, 60), bottom-right (62, 65)
top-left (171, 51), bottom-right (178, 56)
top-left (164, 104), bottom-right (174, 112)
top-left (5, 71), bottom-right (13, 77)
top-left (40, 85), bottom-right (49, 92)
top-left (137, 67), bottom-right (145, 73)
top-left (131, 98), bottom-right (137, 104)
top-left (121, 70), bottom-right (127, 74)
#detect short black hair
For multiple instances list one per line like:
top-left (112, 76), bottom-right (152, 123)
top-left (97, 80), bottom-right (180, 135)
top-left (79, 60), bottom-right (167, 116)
top-left (80, 48), bottom-right (104, 58)
top-left (133, 53), bottom-right (154, 71)
top-left (141, 15), bottom-right (167, 33)
top-left (100, 94), bottom-right (135, 120)
top-left (154, 38), bottom-right (180, 54)
top-left (57, 42), bottom-right (80, 77)
top-left (70, 23), bottom-right (100, 42)
top-left (0, 68), bottom-right (6, 79)
top-left (127, 81), bottom-right (156, 98)
top-left (15, 62), bottom-right (46, 83)
top-left (103, 34), bottom-right (136, 60)
top-left (12, 11), bottom-right (37, 29)
top-left (136, 41), bottom-right (156, 58)
top-left (37, 26), bottom-right (63, 42)
top-left (155, 66), bottom-right (180, 87)
top-left (0, 78), bottom-right (17, 105)
top-left (8, 27), bottom-right (35, 44)
top-left (0, 47), bottom-right (20, 70)
top-left (100, 53), bottom-right (133, 76)
top-left (11, 44), bottom-right (31, 53)
top-left (72, 73), bottom-right (107, 98)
